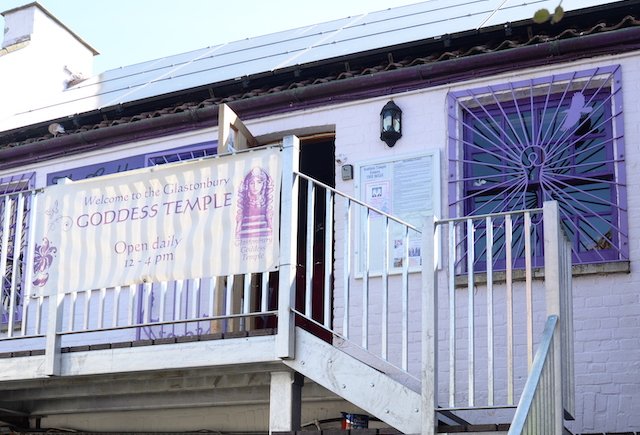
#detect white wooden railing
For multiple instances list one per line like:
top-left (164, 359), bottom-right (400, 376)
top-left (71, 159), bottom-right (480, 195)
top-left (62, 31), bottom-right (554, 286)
top-left (0, 135), bottom-right (448, 383)
top-left (0, 137), bottom-right (573, 435)
top-left (422, 200), bottom-right (574, 434)
top-left (290, 169), bottom-right (423, 377)
top-left (0, 190), bottom-right (33, 337)
top-left (426, 208), bottom-right (545, 411)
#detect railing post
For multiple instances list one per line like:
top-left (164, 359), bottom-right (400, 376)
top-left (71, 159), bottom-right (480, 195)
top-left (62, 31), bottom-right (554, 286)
top-left (276, 135), bottom-right (300, 359)
top-left (543, 201), bottom-right (562, 317)
top-left (543, 200), bottom-right (574, 427)
top-left (44, 288), bottom-right (64, 376)
top-left (421, 215), bottom-right (438, 435)
top-left (562, 228), bottom-right (575, 419)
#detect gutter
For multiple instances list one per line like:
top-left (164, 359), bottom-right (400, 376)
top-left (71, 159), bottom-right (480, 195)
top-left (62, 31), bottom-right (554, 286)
top-left (0, 106), bottom-right (219, 170)
top-left (1, 26), bottom-right (640, 171)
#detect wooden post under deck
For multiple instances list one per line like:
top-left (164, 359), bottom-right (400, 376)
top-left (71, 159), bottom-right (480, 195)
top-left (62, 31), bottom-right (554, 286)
top-left (269, 371), bottom-right (303, 433)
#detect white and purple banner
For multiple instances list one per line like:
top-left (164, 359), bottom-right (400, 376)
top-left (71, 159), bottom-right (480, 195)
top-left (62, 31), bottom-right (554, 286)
top-left (32, 147), bottom-right (281, 294)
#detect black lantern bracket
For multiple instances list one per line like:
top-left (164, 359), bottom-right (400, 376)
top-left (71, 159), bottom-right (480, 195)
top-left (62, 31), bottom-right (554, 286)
top-left (380, 100), bottom-right (402, 147)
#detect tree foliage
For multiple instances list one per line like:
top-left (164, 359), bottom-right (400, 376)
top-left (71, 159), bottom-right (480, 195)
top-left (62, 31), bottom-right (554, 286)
top-left (533, 4), bottom-right (564, 24)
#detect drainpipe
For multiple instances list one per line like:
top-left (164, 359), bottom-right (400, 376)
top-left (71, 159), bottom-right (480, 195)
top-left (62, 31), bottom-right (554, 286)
top-left (1, 25), bottom-right (639, 171)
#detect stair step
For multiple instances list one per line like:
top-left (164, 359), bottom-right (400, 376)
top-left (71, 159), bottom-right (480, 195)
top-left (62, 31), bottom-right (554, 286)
top-left (438, 423), bottom-right (510, 433)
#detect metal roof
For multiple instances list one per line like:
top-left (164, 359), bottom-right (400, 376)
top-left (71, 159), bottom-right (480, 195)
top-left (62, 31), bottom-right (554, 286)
top-left (0, 0), bottom-right (623, 133)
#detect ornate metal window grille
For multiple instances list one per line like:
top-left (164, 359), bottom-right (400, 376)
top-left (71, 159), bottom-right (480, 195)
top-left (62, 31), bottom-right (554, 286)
top-left (0, 173), bottom-right (35, 325)
top-left (448, 65), bottom-right (627, 268)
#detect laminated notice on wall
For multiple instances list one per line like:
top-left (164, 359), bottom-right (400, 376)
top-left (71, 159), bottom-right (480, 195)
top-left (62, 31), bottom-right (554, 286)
top-left (355, 151), bottom-right (440, 275)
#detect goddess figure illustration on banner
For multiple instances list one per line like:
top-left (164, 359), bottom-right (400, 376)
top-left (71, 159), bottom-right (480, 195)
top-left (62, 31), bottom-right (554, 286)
top-left (236, 167), bottom-right (274, 239)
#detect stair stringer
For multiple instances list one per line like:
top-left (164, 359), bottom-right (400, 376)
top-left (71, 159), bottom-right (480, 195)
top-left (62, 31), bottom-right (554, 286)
top-left (283, 327), bottom-right (422, 434)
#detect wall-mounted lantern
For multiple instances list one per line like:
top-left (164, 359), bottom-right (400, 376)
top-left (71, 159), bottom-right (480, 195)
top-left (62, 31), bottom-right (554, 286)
top-left (380, 100), bottom-right (402, 147)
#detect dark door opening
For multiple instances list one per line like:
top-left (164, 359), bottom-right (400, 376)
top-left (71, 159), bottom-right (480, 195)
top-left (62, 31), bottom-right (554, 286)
top-left (296, 137), bottom-right (336, 339)
top-left (256, 136), bottom-right (335, 336)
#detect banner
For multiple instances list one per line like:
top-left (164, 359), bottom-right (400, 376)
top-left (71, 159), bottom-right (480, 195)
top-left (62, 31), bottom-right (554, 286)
top-left (32, 147), bottom-right (281, 294)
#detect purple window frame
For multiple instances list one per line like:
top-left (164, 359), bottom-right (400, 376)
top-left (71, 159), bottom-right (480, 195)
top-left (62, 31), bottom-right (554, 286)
top-left (46, 141), bottom-right (217, 185)
top-left (447, 65), bottom-right (628, 268)
top-left (145, 142), bottom-right (217, 166)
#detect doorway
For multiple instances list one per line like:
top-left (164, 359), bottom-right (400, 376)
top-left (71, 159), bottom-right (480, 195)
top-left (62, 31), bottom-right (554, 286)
top-left (296, 136), bottom-right (336, 338)
top-left (256, 135), bottom-right (336, 334)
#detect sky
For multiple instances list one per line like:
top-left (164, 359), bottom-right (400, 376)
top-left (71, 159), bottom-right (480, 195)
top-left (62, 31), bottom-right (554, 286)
top-left (1, 0), bottom-right (424, 75)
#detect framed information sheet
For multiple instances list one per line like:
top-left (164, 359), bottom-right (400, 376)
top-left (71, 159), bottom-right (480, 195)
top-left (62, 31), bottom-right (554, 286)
top-left (354, 151), bottom-right (440, 275)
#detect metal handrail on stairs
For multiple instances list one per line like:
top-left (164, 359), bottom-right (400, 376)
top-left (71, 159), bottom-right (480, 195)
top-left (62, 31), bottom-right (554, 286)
top-left (508, 201), bottom-right (575, 435)
top-left (509, 315), bottom-right (562, 434)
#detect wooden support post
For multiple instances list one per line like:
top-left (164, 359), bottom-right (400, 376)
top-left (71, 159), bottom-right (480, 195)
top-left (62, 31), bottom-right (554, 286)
top-left (543, 200), bottom-right (565, 433)
top-left (543, 200), bottom-right (575, 423)
top-left (276, 136), bottom-right (300, 359)
top-left (422, 215), bottom-right (438, 435)
top-left (44, 288), bottom-right (63, 376)
top-left (543, 201), bottom-right (562, 317)
top-left (44, 178), bottom-right (73, 376)
top-left (269, 371), bottom-right (303, 433)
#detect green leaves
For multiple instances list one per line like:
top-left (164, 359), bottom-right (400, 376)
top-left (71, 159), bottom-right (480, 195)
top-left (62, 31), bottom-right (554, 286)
top-left (533, 8), bottom-right (551, 23)
top-left (533, 5), bottom-right (564, 24)
top-left (552, 5), bottom-right (564, 23)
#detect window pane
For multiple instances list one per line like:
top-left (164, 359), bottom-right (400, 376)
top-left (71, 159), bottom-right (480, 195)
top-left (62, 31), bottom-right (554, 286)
top-left (579, 215), bottom-right (613, 252)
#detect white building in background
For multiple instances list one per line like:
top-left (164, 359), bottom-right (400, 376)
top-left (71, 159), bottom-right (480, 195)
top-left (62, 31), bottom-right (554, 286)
top-left (0, 3), bottom-right (96, 122)
top-left (0, 1), bottom-right (638, 434)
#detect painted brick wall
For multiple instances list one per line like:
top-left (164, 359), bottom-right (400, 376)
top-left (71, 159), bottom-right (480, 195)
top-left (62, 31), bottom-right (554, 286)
top-left (247, 54), bottom-right (640, 432)
top-left (313, 55), bottom-right (640, 433)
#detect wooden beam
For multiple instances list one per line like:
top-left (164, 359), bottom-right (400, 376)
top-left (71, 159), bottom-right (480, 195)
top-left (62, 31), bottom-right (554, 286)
top-left (284, 328), bottom-right (421, 434)
top-left (0, 336), bottom-right (279, 381)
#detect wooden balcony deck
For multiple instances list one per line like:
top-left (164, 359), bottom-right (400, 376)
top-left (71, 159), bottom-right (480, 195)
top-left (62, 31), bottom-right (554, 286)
top-left (0, 139), bottom-right (574, 434)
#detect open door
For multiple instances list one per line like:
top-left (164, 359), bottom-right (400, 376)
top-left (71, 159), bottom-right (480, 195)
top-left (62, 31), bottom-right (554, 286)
top-left (218, 103), bottom-right (257, 153)
top-left (141, 106), bottom-right (336, 340)
top-left (212, 104), bottom-right (259, 333)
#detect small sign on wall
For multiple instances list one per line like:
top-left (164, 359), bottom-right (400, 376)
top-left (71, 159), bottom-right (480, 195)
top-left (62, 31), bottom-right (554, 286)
top-left (354, 151), bottom-right (440, 275)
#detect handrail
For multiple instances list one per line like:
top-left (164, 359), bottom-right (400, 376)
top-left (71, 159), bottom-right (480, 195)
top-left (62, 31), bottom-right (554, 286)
top-left (436, 207), bottom-right (543, 225)
top-left (508, 315), bottom-right (562, 435)
top-left (294, 171), bottom-right (421, 232)
top-left (291, 168), bottom-right (423, 374)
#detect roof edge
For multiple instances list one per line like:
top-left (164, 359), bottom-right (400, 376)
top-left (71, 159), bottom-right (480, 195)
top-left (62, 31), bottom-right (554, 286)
top-left (1, 24), bottom-right (640, 170)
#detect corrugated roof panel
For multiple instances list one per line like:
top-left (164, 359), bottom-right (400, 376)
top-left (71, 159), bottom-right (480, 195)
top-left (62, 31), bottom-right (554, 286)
top-left (84, 16), bottom-right (367, 92)
top-left (1, 0), bottom-right (625, 133)
top-left (99, 54), bottom-right (297, 105)
top-left (80, 45), bottom-right (225, 87)
top-left (283, 1), bottom-right (500, 67)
